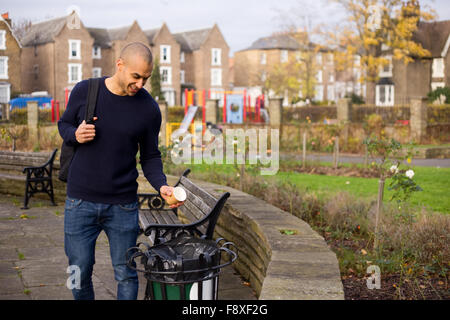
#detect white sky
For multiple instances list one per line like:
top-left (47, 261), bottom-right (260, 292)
top-left (2, 0), bottom-right (449, 55)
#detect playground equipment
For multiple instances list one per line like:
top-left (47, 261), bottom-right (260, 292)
top-left (207, 89), bottom-right (265, 124)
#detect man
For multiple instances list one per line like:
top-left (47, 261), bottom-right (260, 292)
top-left (58, 42), bottom-right (182, 300)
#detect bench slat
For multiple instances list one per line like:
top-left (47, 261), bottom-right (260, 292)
top-left (182, 199), bottom-right (207, 222)
top-left (179, 176), bottom-right (217, 208)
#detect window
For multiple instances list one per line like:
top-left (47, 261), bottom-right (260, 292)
top-left (212, 48), bottom-right (221, 66)
top-left (162, 88), bottom-right (175, 107)
top-left (316, 53), bottom-right (322, 65)
top-left (328, 53), bottom-right (334, 66)
top-left (68, 63), bottom-right (82, 83)
top-left (431, 82), bottom-right (445, 91)
top-left (329, 73), bottom-right (335, 83)
top-left (327, 85), bottom-right (335, 101)
top-left (0, 30), bottom-right (6, 50)
top-left (0, 56), bottom-right (8, 79)
top-left (92, 67), bottom-right (101, 78)
top-left (180, 51), bottom-right (185, 63)
top-left (379, 55), bottom-right (392, 77)
top-left (432, 58), bottom-right (444, 78)
top-left (92, 46), bottom-right (101, 59)
top-left (376, 85), bottom-right (394, 106)
top-left (160, 66), bottom-right (172, 85)
top-left (160, 45), bottom-right (171, 63)
top-left (180, 70), bottom-right (185, 84)
top-left (280, 50), bottom-right (288, 63)
top-left (315, 85), bottom-right (324, 101)
top-left (0, 84), bottom-right (10, 104)
top-left (316, 70), bottom-right (323, 83)
top-left (260, 52), bottom-right (267, 65)
top-left (69, 40), bottom-right (81, 59)
top-left (261, 71), bottom-right (267, 82)
top-left (33, 64), bottom-right (39, 80)
top-left (211, 68), bottom-right (222, 86)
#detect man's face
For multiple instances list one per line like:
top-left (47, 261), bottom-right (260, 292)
top-left (117, 56), bottom-right (152, 96)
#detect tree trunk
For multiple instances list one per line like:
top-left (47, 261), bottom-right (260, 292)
top-left (374, 178), bottom-right (385, 250)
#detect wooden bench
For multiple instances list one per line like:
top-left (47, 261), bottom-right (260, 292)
top-left (137, 169), bottom-right (230, 245)
top-left (0, 149), bottom-right (58, 209)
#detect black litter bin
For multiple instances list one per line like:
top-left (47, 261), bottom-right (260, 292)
top-left (126, 233), bottom-right (237, 300)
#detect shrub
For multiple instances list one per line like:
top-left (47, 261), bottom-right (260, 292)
top-left (427, 86), bottom-right (450, 104)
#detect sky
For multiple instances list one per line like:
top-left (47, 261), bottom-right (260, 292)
top-left (2, 0), bottom-right (450, 55)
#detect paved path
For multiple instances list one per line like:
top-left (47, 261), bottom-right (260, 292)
top-left (0, 195), bottom-right (256, 300)
top-left (281, 152), bottom-right (450, 168)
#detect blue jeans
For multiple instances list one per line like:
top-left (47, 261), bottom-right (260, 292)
top-left (64, 197), bottom-right (140, 300)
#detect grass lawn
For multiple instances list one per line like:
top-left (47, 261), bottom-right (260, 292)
top-left (183, 163), bottom-right (450, 214)
top-left (274, 166), bottom-right (450, 214)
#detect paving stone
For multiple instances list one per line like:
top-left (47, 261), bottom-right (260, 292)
top-left (0, 276), bottom-right (24, 295)
top-left (29, 284), bottom-right (74, 300)
top-left (0, 293), bottom-right (31, 300)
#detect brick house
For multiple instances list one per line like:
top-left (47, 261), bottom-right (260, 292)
top-left (20, 11), bottom-right (94, 105)
top-left (367, 19), bottom-right (450, 106)
top-left (88, 20), bottom-right (151, 92)
top-left (20, 12), bottom-right (95, 104)
top-left (0, 13), bottom-right (22, 106)
top-left (233, 33), bottom-right (338, 105)
top-left (174, 24), bottom-right (230, 106)
top-left (144, 23), bottom-right (181, 106)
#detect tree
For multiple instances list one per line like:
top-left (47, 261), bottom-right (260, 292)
top-left (264, 29), bottom-right (322, 102)
top-left (331, 0), bottom-right (435, 83)
top-left (151, 57), bottom-right (164, 102)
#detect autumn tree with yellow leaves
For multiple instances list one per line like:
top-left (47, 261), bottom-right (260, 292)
top-left (331, 0), bottom-right (435, 83)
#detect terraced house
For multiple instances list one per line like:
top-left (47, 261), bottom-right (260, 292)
top-left (87, 20), bottom-right (151, 92)
top-left (17, 12), bottom-right (230, 108)
top-left (0, 12), bottom-right (21, 107)
top-left (20, 11), bottom-right (94, 104)
top-left (144, 23), bottom-right (181, 106)
top-left (174, 24), bottom-right (230, 106)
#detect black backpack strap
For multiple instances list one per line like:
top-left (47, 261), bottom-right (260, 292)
top-left (85, 78), bottom-right (101, 122)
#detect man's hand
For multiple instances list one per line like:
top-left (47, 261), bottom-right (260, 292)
top-left (160, 185), bottom-right (184, 209)
top-left (75, 117), bottom-right (97, 144)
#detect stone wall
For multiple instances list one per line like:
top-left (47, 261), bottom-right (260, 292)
top-left (137, 174), bottom-right (344, 300)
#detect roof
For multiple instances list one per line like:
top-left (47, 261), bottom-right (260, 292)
top-left (173, 27), bottom-right (212, 52)
top-left (0, 15), bottom-right (22, 48)
top-left (87, 27), bottom-right (111, 48)
top-left (412, 20), bottom-right (450, 58)
top-left (107, 24), bottom-right (132, 41)
top-left (88, 22), bottom-right (137, 49)
top-left (144, 28), bottom-right (160, 45)
top-left (20, 15), bottom-right (68, 47)
top-left (240, 34), bottom-right (301, 52)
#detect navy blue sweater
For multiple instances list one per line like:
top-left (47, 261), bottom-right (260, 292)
top-left (58, 77), bottom-right (167, 204)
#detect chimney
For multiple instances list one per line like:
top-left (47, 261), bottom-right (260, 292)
top-left (1, 12), bottom-right (12, 26)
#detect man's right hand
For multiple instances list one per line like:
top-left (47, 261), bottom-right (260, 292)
top-left (75, 117), bottom-right (97, 143)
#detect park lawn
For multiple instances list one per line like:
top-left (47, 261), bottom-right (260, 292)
top-left (184, 163), bottom-right (450, 214)
top-left (274, 166), bottom-right (450, 214)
